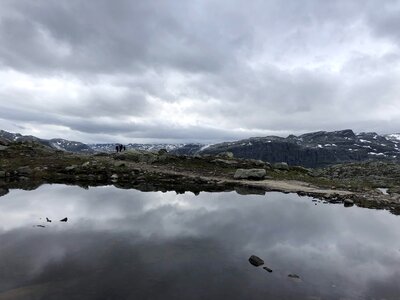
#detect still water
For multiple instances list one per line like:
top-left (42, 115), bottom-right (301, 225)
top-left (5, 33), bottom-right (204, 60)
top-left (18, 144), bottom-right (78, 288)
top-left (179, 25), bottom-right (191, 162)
top-left (0, 185), bottom-right (399, 300)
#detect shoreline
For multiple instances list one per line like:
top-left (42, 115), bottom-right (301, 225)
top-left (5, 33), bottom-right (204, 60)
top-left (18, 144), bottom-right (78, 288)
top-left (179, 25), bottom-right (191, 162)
top-left (1, 142), bottom-right (400, 215)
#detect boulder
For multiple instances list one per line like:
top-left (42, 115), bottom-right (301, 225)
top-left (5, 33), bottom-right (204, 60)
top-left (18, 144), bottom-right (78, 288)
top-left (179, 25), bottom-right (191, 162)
top-left (16, 166), bottom-right (32, 176)
top-left (65, 165), bottom-right (78, 171)
top-left (114, 161), bottom-right (126, 167)
top-left (158, 149), bottom-right (168, 155)
top-left (273, 162), bottom-right (289, 170)
top-left (116, 150), bottom-right (158, 164)
top-left (234, 169), bottom-right (266, 180)
top-left (344, 199), bottom-right (354, 207)
top-left (248, 255), bottom-right (264, 267)
top-left (212, 159), bottom-right (238, 166)
top-left (291, 165), bottom-right (311, 173)
top-left (111, 174), bottom-right (119, 180)
top-left (217, 152), bottom-right (234, 159)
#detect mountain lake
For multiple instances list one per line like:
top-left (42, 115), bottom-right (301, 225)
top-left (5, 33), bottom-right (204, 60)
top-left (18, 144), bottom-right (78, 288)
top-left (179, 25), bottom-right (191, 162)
top-left (0, 184), bottom-right (399, 300)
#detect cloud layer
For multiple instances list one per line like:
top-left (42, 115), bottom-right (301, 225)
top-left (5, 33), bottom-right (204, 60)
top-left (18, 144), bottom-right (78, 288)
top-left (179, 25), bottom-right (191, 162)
top-left (0, 0), bottom-right (400, 143)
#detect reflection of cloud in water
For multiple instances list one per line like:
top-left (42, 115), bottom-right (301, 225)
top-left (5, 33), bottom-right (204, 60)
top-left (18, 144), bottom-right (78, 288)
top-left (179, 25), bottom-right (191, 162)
top-left (0, 185), bottom-right (399, 299)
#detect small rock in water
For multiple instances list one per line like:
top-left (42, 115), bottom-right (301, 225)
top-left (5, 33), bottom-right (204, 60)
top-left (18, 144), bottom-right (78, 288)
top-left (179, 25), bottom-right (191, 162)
top-left (288, 274), bottom-right (300, 279)
top-left (60, 217), bottom-right (68, 222)
top-left (248, 255), bottom-right (264, 267)
top-left (36, 225), bottom-right (45, 228)
top-left (263, 266), bottom-right (273, 273)
top-left (46, 217), bottom-right (52, 222)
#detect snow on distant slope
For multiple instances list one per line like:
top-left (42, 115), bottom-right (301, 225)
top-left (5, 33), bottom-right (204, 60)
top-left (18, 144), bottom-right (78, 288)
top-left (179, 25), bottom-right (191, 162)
top-left (386, 134), bottom-right (400, 142)
top-left (89, 143), bottom-right (199, 153)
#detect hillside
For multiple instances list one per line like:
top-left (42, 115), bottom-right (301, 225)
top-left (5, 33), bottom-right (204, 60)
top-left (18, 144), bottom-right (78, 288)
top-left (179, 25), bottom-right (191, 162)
top-left (0, 130), bottom-right (93, 153)
top-left (197, 130), bottom-right (400, 168)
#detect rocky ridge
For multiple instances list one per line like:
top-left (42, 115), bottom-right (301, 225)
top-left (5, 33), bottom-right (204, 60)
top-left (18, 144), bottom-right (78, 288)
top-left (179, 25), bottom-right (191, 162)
top-left (0, 130), bottom-right (93, 153)
top-left (197, 129), bottom-right (400, 167)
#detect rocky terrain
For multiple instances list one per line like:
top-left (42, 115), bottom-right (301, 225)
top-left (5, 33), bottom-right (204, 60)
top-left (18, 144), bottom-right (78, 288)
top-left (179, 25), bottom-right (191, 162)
top-left (1, 138), bottom-right (400, 215)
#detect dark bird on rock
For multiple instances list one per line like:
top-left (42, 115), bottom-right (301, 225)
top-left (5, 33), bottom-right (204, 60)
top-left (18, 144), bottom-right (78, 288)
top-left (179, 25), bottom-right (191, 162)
top-left (46, 217), bottom-right (52, 222)
top-left (60, 217), bottom-right (68, 222)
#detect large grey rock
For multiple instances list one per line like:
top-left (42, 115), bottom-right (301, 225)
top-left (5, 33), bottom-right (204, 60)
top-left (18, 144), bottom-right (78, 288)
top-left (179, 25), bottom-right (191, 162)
top-left (234, 169), bottom-right (266, 180)
top-left (65, 165), bottom-right (78, 171)
top-left (249, 255), bottom-right (264, 267)
top-left (114, 161), bottom-right (126, 167)
top-left (217, 151), bottom-right (234, 159)
top-left (16, 166), bottom-right (32, 176)
top-left (116, 150), bottom-right (158, 164)
top-left (344, 199), bottom-right (354, 207)
top-left (273, 162), bottom-right (289, 170)
top-left (212, 159), bottom-right (238, 165)
top-left (158, 149), bottom-right (168, 155)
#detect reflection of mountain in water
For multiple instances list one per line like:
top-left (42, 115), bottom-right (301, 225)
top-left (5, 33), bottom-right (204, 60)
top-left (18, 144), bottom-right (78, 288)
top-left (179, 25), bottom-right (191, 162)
top-left (0, 185), bottom-right (399, 299)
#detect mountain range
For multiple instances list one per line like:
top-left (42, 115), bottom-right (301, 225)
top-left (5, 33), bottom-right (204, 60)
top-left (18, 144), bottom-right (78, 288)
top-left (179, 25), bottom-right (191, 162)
top-left (1, 129), bottom-right (400, 168)
top-left (198, 130), bottom-right (400, 167)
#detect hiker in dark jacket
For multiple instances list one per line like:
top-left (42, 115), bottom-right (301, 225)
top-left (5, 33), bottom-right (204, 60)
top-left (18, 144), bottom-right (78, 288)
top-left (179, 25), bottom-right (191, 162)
top-left (115, 145), bottom-right (119, 153)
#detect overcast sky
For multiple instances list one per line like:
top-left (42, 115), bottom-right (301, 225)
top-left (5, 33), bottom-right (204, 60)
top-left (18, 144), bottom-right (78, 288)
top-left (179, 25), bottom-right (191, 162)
top-left (0, 0), bottom-right (400, 143)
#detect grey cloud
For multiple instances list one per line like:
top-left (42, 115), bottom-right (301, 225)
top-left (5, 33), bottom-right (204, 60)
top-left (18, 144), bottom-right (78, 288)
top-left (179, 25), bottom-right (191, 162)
top-left (0, 0), bottom-right (371, 76)
top-left (367, 1), bottom-right (400, 45)
top-left (0, 0), bottom-right (237, 75)
top-left (0, 105), bottom-right (257, 142)
top-left (58, 90), bottom-right (151, 118)
top-left (0, 0), bottom-right (399, 142)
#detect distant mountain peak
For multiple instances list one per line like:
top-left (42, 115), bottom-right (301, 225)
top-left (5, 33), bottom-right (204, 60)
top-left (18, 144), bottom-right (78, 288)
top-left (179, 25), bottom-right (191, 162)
top-left (0, 130), bottom-right (93, 153)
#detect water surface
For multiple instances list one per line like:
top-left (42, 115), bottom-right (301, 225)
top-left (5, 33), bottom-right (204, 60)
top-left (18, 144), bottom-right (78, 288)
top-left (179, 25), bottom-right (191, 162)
top-left (0, 185), bottom-right (399, 299)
